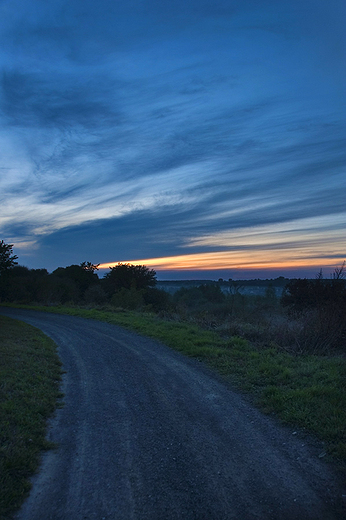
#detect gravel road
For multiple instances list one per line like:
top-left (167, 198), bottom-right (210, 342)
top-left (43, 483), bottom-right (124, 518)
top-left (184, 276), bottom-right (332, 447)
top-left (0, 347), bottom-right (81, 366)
top-left (1, 308), bottom-right (344, 520)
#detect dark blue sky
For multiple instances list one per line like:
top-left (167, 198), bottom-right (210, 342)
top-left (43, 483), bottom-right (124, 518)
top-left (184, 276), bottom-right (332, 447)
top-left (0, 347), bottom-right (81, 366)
top-left (0, 0), bottom-right (345, 279)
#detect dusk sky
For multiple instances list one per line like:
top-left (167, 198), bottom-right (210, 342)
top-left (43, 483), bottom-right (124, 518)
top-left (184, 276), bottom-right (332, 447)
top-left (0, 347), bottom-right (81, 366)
top-left (0, 0), bottom-right (345, 279)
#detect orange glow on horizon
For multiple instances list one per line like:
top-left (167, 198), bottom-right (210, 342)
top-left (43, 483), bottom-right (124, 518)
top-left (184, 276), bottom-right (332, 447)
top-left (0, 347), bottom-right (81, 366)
top-left (98, 251), bottom-right (343, 272)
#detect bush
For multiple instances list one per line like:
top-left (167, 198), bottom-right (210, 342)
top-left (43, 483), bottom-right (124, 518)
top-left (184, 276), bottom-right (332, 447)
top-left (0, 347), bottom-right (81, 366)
top-left (111, 287), bottom-right (144, 310)
top-left (143, 287), bottom-right (172, 312)
top-left (84, 285), bottom-right (107, 305)
top-left (281, 265), bottom-right (346, 353)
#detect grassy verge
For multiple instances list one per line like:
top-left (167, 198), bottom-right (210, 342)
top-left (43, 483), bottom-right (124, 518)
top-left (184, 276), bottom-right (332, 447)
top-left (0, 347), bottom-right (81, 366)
top-left (0, 315), bottom-right (63, 520)
top-left (3, 304), bottom-right (346, 464)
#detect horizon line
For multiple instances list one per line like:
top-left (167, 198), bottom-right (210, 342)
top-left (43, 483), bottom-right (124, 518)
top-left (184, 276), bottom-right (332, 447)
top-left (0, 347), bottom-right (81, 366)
top-left (98, 251), bottom-right (344, 273)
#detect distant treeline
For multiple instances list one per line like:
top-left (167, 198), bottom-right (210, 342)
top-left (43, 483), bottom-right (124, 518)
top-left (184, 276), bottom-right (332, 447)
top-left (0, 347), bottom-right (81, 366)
top-left (157, 277), bottom-right (291, 297)
top-left (158, 277), bottom-right (290, 287)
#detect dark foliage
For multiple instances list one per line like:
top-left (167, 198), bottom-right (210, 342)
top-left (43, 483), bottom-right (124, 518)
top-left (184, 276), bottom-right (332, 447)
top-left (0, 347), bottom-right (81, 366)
top-left (102, 263), bottom-right (157, 296)
top-left (0, 240), bottom-right (18, 273)
top-left (281, 264), bottom-right (346, 352)
top-left (0, 266), bottom-right (48, 303)
top-left (281, 278), bottom-right (345, 314)
top-left (0, 263), bottom-right (99, 304)
top-left (49, 265), bottom-right (99, 303)
top-left (1, 239), bottom-right (344, 356)
top-left (173, 284), bottom-right (225, 309)
top-left (84, 285), bottom-right (107, 305)
top-left (80, 261), bottom-right (100, 273)
top-left (143, 287), bottom-right (171, 312)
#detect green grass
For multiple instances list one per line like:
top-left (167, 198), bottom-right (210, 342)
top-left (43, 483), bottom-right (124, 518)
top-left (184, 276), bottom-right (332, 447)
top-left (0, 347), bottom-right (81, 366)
top-left (0, 315), bottom-right (63, 520)
top-left (3, 304), bottom-right (346, 464)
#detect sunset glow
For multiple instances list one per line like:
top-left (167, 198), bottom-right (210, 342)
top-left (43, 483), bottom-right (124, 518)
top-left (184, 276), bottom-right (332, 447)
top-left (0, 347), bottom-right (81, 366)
top-left (0, 1), bottom-right (344, 275)
top-left (98, 251), bottom-right (343, 273)
top-left (99, 215), bottom-right (345, 276)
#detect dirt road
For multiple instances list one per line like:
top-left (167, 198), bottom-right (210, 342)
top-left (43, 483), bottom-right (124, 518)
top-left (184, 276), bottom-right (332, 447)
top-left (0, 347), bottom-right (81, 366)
top-left (1, 308), bottom-right (344, 519)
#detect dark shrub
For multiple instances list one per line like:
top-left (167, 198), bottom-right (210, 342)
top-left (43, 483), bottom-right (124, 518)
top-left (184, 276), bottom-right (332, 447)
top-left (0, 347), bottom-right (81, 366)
top-left (103, 263), bottom-right (156, 296)
top-left (281, 265), bottom-right (346, 353)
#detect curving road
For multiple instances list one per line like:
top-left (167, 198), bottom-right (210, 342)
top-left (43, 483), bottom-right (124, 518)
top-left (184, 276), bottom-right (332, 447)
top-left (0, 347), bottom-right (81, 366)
top-left (1, 308), bottom-right (344, 520)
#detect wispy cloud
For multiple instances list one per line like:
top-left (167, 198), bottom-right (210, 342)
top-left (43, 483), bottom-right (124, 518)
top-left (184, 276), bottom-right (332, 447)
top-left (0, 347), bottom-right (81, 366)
top-left (0, 0), bottom-right (345, 275)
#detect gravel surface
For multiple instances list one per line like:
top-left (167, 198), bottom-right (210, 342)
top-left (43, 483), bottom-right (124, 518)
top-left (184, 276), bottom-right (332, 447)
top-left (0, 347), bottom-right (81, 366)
top-left (1, 308), bottom-right (345, 520)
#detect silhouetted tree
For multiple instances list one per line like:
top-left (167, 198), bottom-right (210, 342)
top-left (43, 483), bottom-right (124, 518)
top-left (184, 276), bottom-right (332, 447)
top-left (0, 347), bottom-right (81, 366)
top-left (80, 261), bottom-right (100, 273)
top-left (50, 264), bottom-right (100, 302)
top-left (0, 240), bottom-right (18, 273)
top-left (102, 263), bottom-right (156, 296)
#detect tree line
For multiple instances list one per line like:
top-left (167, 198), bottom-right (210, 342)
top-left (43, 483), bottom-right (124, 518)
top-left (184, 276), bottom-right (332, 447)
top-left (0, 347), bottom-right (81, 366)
top-left (1, 240), bottom-right (345, 353)
top-left (0, 240), bottom-right (169, 310)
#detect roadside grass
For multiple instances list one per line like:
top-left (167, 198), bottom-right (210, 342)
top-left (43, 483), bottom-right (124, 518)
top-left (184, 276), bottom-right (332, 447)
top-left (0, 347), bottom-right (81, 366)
top-left (3, 304), bottom-right (346, 464)
top-left (0, 315), bottom-right (63, 520)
